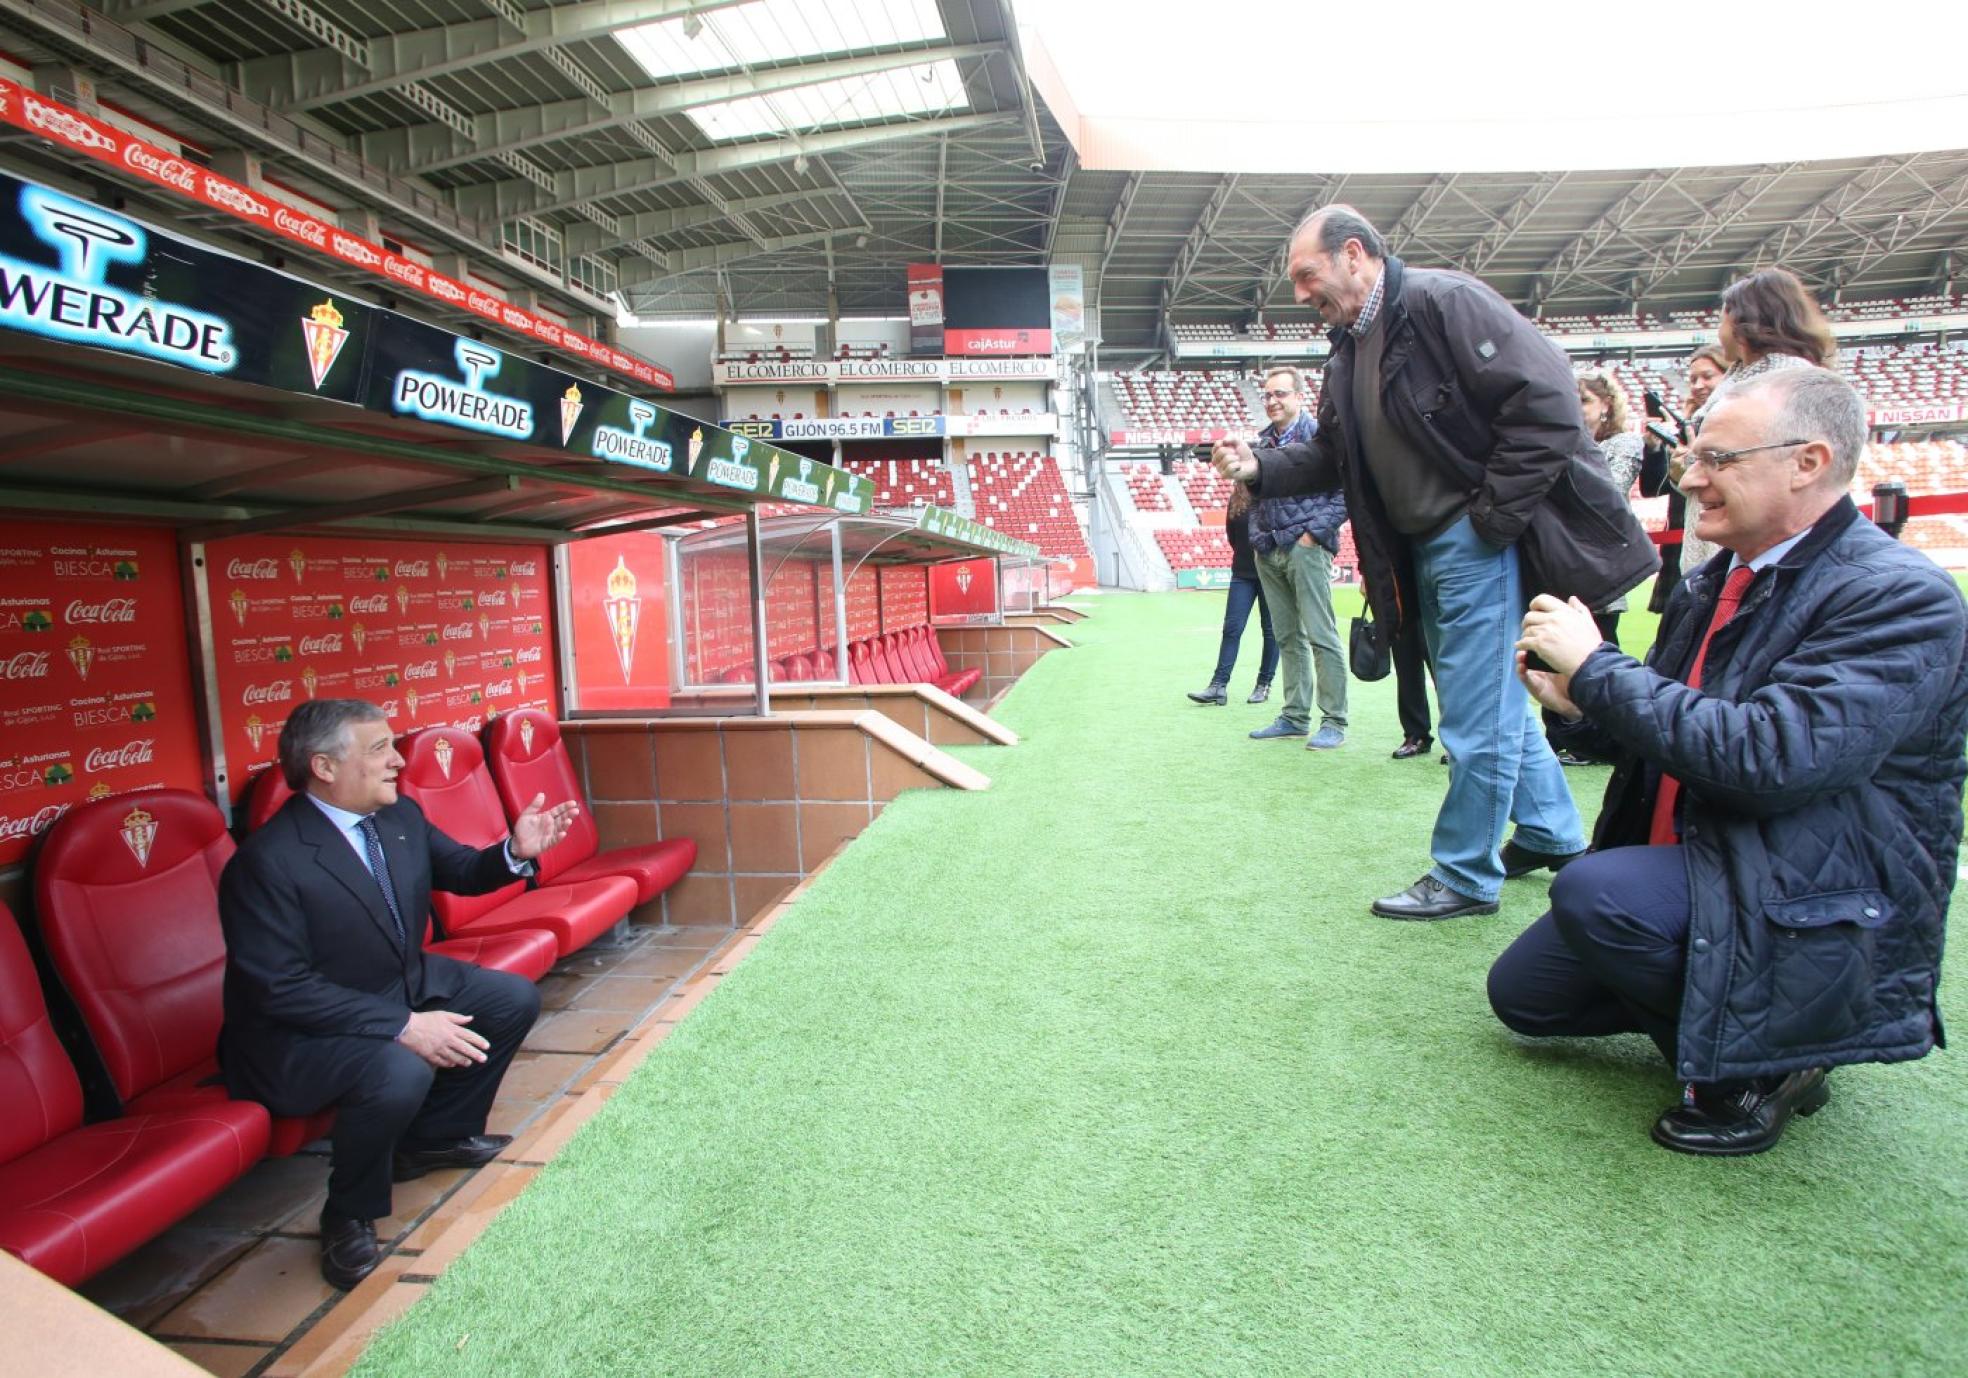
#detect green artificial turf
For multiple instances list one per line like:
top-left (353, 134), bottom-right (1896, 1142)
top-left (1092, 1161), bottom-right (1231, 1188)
top-left (354, 589), bottom-right (1968, 1377)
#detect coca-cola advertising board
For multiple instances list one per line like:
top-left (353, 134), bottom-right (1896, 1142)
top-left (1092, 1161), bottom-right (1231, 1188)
top-left (566, 534), bottom-right (672, 711)
top-left (0, 521), bottom-right (203, 867)
top-left (930, 558), bottom-right (1001, 625)
top-left (207, 535), bottom-right (556, 803)
top-left (879, 565), bottom-right (931, 629)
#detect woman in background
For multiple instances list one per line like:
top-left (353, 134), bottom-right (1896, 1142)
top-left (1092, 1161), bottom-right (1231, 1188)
top-left (1186, 481), bottom-right (1277, 705)
top-left (1673, 269), bottom-right (1837, 574)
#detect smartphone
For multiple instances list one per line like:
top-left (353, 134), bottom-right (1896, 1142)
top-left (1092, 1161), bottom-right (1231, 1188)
top-left (1645, 420), bottom-right (1680, 447)
top-left (1643, 389), bottom-right (1666, 420)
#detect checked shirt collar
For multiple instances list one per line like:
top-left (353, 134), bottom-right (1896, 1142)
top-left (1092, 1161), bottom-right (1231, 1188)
top-left (1349, 264), bottom-right (1387, 338)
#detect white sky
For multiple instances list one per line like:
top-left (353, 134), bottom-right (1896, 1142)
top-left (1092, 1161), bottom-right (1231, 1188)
top-left (1013, 0), bottom-right (1968, 171)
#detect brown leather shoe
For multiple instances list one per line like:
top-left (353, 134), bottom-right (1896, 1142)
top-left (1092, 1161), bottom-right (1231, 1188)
top-left (320, 1212), bottom-right (381, 1290)
top-left (1391, 735), bottom-right (1432, 759)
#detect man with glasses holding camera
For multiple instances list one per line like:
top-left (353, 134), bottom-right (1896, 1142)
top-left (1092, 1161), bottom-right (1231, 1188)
top-left (1242, 366), bottom-right (1350, 749)
top-left (1494, 367), bottom-right (1968, 1155)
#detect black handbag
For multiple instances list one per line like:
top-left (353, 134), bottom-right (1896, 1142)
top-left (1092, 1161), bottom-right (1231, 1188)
top-left (1349, 609), bottom-right (1390, 682)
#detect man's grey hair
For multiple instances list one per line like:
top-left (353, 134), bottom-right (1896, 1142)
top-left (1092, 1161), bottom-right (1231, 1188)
top-left (1295, 204), bottom-right (1387, 261)
top-left (1262, 364), bottom-right (1304, 395)
top-left (1722, 366), bottom-right (1868, 486)
top-left (279, 698), bottom-right (388, 789)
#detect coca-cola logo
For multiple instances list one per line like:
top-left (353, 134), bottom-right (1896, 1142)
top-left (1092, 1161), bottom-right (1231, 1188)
top-left (226, 557), bottom-right (280, 580)
top-left (510, 560), bottom-right (539, 577)
top-left (123, 143), bottom-right (197, 192)
top-left (515, 646), bottom-right (543, 663)
top-left (441, 622), bottom-right (474, 640)
top-left (404, 660), bottom-right (439, 681)
top-left (383, 257), bottom-right (425, 287)
top-left (395, 560), bottom-right (430, 578)
top-left (84, 739), bottom-right (155, 772)
top-left (201, 176), bottom-right (269, 218)
top-left (64, 598), bottom-right (137, 624)
top-left (242, 679), bottom-right (293, 705)
top-left (468, 292), bottom-right (503, 316)
top-left (298, 633), bottom-right (343, 656)
top-left (0, 803), bottom-right (71, 843)
top-left (477, 590), bottom-right (508, 607)
top-left (484, 678), bottom-right (515, 697)
top-left (274, 206), bottom-right (328, 248)
top-left (349, 594), bottom-right (388, 615)
top-left (2, 650), bottom-right (51, 680)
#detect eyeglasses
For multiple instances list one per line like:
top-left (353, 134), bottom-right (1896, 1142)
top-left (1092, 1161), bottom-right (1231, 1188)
top-left (1682, 440), bottom-right (1809, 473)
top-left (1259, 388), bottom-right (1297, 401)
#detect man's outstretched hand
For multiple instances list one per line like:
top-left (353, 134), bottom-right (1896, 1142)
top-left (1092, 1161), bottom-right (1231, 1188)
top-left (509, 792), bottom-right (580, 861)
top-left (1211, 437), bottom-right (1258, 483)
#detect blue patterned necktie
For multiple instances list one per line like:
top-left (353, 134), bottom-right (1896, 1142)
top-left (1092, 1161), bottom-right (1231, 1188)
top-left (356, 815), bottom-right (407, 948)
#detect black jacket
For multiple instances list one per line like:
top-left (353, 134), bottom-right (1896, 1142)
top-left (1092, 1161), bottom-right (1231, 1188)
top-left (1568, 499), bottom-right (1968, 1081)
top-left (218, 793), bottom-right (521, 1107)
top-left (1249, 256), bottom-right (1657, 634)
top-left (1225, 506), bottom-right (1256, 580)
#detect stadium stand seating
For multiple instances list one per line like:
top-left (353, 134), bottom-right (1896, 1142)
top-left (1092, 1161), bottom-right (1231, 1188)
top-left (966, 453), bottom-right (1090, 559)
top-left (396, 728), bottom-right (639, 956)
top-left (1111, 371), bottom-right (1257, 433)
top-left (1177, 461), bottom-right (1233, 509)
top-left (33, 790), bottom-right (333, 1156)
top-left (838, 457), bottom-right (954, 509)
top-left (1155, 528), bottom-right (1232, 570)
top-left (485, 710), bottom-right (698, 908)
top-left (1123, 463), bottom-right (1172, 511)
top-left (241, 768), bottom-right (558, 983)
top-left (0, 900), bottom-right (270, 1287)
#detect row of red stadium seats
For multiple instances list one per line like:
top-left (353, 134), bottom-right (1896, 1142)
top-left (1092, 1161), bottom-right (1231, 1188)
top-left (0, 711), bottom-right (693, 1287)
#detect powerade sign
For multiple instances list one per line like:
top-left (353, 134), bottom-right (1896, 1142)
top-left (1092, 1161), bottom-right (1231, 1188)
top-left (0, 188), bottom-right (236, 372)
top-left (390, 338), bottom-right (534, 439)
top-left (0, 167), bottom-right (874, 517)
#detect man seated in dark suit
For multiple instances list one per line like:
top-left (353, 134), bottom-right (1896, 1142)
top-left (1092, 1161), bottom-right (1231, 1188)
top-left (1493, 367), bottom-right (1968, 1155)
top-left (220, 698), bottom-right (576, 1288)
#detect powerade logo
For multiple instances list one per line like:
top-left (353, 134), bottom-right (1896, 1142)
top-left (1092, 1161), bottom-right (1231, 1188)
top-left (591, 400), bottom-right (672, 471)
top-left (392, 340), bottom-right (534, 440)
top-left (782, 457), bottom-right (820, 504)
top-left (0, 189), bottom-right (236, 373)
top-left (706, 435), bottom-right (758, 490)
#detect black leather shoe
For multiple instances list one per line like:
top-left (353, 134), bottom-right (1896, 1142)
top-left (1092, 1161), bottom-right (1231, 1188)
top-left (1186, 683), bottom-right (1228, 705)
top-left (1370, 875), bottom-right (1498, 921)
top-left (320, 1212), bottom-right (381, 1290)
top-left (1391, 735), bottom-right (1432, 759)
top-left (1650, 1069), bottom-right (1830, 1156)
top-left (1500, 838), bottom-right (1588, 879)
top-left (392, 1133), bottom-right (512, 1182)
top-left (1247, 682), bottom-right (1271, 704)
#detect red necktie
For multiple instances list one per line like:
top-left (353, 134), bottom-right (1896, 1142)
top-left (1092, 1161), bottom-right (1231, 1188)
top-left (1649, 565), bottom-right (1756, 846)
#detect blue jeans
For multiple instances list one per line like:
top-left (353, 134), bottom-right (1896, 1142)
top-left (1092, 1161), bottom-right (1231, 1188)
top-left (1414, 516), bottom-right (1586, 900)
top-left (1209, 574), bottom-right (1279, 686)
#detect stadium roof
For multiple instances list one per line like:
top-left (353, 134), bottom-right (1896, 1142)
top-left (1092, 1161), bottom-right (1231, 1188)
top-left (6, 1), bottom-right (1965, 369)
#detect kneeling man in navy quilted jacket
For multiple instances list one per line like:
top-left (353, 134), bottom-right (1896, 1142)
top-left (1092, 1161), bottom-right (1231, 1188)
top-left (1492, 366), bottom-right (1968, 1155)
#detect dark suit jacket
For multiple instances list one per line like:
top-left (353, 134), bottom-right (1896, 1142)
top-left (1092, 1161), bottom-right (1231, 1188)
top-left (217, 792), bottom-right (520, 1106)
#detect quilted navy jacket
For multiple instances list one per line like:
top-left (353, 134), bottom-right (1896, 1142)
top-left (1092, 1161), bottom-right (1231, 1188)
top-left (1248, 410), bottom-right (1348, 556)
top-left (1566, 497), bottom-right (1968, 1083)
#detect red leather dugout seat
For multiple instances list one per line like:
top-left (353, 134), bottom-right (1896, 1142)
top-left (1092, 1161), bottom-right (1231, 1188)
top-left (483, 710), bottom-right (695, 906)
top-left (848, 640), bottom-right (876, 685)
top-left (913, 625), bottom-right (981, 697)
top-left (0, 903), bottom-right (268, 1287)
top-left (243, 768), bottom-right (557, 983)
top-left (33, 789), bottom-right (330, 1156)
top-left (396, 727), bottom-right (636, 956)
